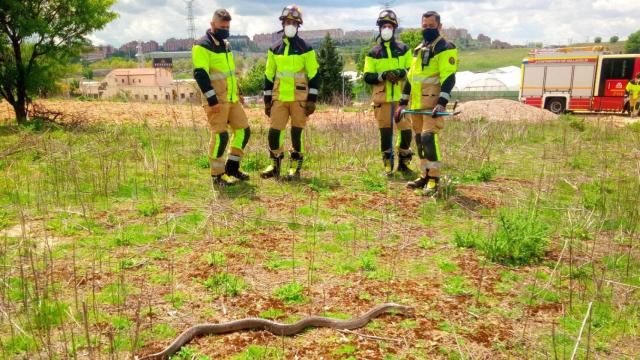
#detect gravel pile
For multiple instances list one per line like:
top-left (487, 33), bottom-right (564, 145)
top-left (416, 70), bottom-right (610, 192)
top-left (456, 99), bottom-right (559, 122)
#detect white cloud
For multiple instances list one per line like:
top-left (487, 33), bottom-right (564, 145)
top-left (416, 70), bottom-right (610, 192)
top-left (90, 0), bottom-right (639, 47)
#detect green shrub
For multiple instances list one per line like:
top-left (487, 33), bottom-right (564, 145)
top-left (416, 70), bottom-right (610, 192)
top-left (475, 163), bottom-right (497, 182)
top-left (273, 282), bottom-right (306, 304)
top-left (203, 251), bottom-right (227, 267)
top-left (203, 273), bottom-right (246, 297)
top-left (137, 202), bottom-right (160, 217)
top-left (453, 231), bottom-right (479, 248)
top-left (195, 155), bottom-right (210, 169)
top-left (478, 209), bottom-right (550, 266)
top-left (560, 113), bottom-right (586, 132)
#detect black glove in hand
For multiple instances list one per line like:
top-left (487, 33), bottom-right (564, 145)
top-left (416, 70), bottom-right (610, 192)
top-left (432, 104), bottom-right (446, 118)
top-left (305, 101), bottom-right (316, 116)
top-left (382, 71), bottom-right (399, 83)
top-left (264, 102), bottom-right (272, 117)
top-left (393, 69), bottom-right (406, 80)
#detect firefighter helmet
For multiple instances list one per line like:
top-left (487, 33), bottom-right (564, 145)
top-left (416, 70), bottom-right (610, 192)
top-left (279, 5), bottom-right (303, 25)
top-left (376, 9), bottom-right (398, 28)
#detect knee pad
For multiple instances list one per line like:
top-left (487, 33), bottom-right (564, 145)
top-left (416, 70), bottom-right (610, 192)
top-left (420, 132), bottom-right (440, 162)
top-left (291, 127), bottom-right (304, 153)
top-left (267, 128), bottom-right (281, 151)
top-left (213, 131), bottom-right (229, 158)
top-left (399, 129), bottom-right (412, 150)
top-left (379, 128), bottom-right (393, 153)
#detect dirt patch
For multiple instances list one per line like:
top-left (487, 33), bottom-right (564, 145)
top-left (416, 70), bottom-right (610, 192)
top-left (457, 99), bottom-right (558, 122)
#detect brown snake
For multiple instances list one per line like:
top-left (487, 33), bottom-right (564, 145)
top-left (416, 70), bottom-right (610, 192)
top-left (137, 303), bottom-right (414, 360)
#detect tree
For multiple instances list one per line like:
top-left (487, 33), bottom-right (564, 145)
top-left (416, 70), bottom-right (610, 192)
top-left (610, 35), bottom-right (619, 43)
top-left (594, 36), bottom-right (602, 44)
top-left (625, 30), bottom-right (640, 53)
top-left (400, 30), bottom-right (422, 50)
top-left (0, 0), bottom-right (117, 124)
top-left (240, 61), bottom-right (266, 96)
top-left (317, 33), bottom-right (352, 103)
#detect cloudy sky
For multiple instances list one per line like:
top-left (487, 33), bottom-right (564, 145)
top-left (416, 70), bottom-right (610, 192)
top-left (90, 0), bottom-right (639, 47)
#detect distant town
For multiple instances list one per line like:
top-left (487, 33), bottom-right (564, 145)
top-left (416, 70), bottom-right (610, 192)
top-left (82, 27), bottom-right (518, 61)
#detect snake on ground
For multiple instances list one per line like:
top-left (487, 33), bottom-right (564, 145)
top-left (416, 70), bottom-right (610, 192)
top-left (137, 303), bottom-right (414, 360)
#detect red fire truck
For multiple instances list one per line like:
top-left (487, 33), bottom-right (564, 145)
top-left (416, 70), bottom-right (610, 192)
top-left (519, 46), bottom-right (640, 114)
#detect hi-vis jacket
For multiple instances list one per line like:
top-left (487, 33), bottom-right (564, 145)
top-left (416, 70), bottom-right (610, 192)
top-left (192, 31), bottom-right (239, 106)
top-left (626, 79), bottom-right (640, 100)
top-left (263, 35), bottom-right (320, 103)
top-left (400, 37), bottom-right (458, 110)
top-left (363, 39), bottom-right (412, 104)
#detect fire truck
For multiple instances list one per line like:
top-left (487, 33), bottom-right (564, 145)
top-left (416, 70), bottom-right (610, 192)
top-left (519, 46), bottom-right (640, 114)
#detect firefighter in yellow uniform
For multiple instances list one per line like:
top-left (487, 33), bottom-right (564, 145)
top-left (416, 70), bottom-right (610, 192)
top-left (396, 11), bottom-right (457, 196)
top-left (363, 10), bottom-right (414, 175)
top-left (625, 72), bottom-right (640, 117)
top-left (192, 9), bottom-right (251, 187)
top-left (262, 5), bottom-right (320, 181)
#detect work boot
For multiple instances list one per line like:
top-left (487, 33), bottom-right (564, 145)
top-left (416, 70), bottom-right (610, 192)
top-left (225, 159), bottom-right (250, 181)
top-left (260, 152), bottom-right (283, 179)
top-left (423, 177), bottom-right (440, 197)
top-left (284, 151), bottom-right (303, 181)
top-left (406, 176), bottom-right (428, 189)
top-left (382, 152), bottom-right (393, 176)
top-left (397, 151), bottom-right (415, 174)
top-left (212, 174), bottom-right (238, 187)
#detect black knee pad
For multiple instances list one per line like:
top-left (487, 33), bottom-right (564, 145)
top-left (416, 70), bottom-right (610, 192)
top-left (399, 129), bottom-right (412, 150)
top-left (415, 133), bottom-right (425, 159)
top-left (241, 127), bottom-right (251, 149)
top-left (379, 128), bottom-right (393, 153)
top-left (268, 128), bottom-right (281, 151)
top-left (291, 127), bottom-right (304, 153)
top-left (420, 132), bottom-right (439, 162)
top-left (214, 131), bottom-right (229, 158)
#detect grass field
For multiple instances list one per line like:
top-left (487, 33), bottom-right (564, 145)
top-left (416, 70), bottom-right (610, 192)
top-left (458, 48), bottom-right (530, 72)
top-left (0, 100), bottom-right (639, 359)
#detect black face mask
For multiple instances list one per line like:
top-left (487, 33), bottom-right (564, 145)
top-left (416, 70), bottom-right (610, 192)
top-left (213, 28), bottom-right (230, 40)
top-left (422, 28), bottom-right (439, 43)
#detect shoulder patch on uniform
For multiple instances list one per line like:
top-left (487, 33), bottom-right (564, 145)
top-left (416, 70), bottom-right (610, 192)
top-left (270, 39), bottom-right (285, 54)
top-left (295, 37), bottom-right (313, 53)
top-left (195, 34), bottom-right (213, 50)
top-left (368, 44), bottom-right (384, 58)
top-left (449, 56), bottom-right (456, 65)
top-left (434, 39), bottom-right (456, 55)
top-left (394, 41), bottom-right (410, 55)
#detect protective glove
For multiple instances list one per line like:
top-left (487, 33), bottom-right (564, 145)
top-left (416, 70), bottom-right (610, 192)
top-left (382, 71), bottom-right (399, 83)
top-left (432, 104), bottom-right (446, 118)
top-left (393, 69), bottom-right (407, 80)
top-left (304, 101), bottom-right (316, 116)
top-left (394, 104), bottom-right (406, 123)
top-left (264, 102), bottom-right (272, 117)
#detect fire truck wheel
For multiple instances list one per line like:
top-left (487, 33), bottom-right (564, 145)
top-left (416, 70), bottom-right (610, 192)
top-left (545, 98), bottom-right (566, 114)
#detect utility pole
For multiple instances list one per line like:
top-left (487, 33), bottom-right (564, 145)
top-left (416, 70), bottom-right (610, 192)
top-left (185, 0), bottom-right (196, 45)
top-left (135, 41), bottom-right (144, 68)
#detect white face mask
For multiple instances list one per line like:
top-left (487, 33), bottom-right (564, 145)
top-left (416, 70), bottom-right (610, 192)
top-left (380, 28), bottom-right (394, 41)
top-left (284, 24), bottom-right (298, 38)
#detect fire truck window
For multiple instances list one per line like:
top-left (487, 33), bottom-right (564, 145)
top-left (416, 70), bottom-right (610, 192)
top-left (599, 58), bottom-right (635, 95)
top-left (601, 58), bottom-right (635, 79)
